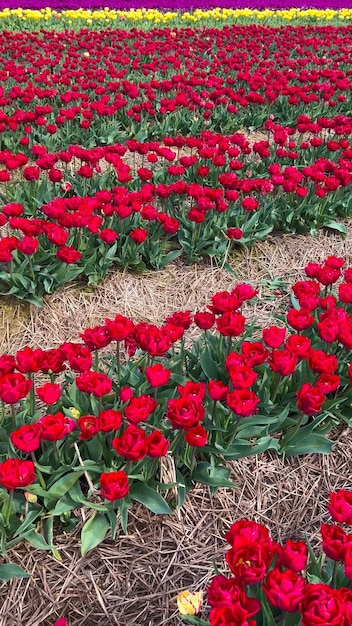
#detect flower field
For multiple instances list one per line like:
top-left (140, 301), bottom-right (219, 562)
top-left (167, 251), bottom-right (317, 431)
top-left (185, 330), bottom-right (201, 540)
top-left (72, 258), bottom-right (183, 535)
top-left (2, 25), bottom-right (352, 303)
top-left (1, 7), bottom-right (352, 626)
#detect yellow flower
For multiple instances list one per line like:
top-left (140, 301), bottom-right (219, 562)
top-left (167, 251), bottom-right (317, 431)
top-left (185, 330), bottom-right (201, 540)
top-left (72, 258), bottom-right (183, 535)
top-left (69, 406), bottom-right (80, 420)
top-left (24, 491), bottom-right (37, 503)
top-left (177, 590), bottom-right (203, 616)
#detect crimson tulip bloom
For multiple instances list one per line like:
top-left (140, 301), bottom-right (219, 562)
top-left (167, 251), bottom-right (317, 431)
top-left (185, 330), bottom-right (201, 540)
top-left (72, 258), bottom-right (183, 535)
top-left (300, 584), bottom-right (345, 626)
top-left (286, 308), bottom-right (315, 331)
top-left (177, 381), bottom-right (206, 403)
top-left (328, 490), bottom-right (352, 525)
top-left (269, 349), bottom-right (298, 376)
top-left (166, 397), bottom-right (205, 430)
top-left (296, 383), bottom-right (326, 416)
top-left (56, 246), bottom-right (81, 264)
top-left (146, 364), bottom-right (171, 388)
top-left (10, 423), bottom-right (42, 453)
top-left (0, 373), bottom-right (32, 404)
top-left (226, 540), bottom-right (274, 585)
top-left (225, 520), bottom-right (271, 548)
top-left (226, 390), bottom-right (260, 417)
top-left (321, 524), bottom-right (349, 561)
top-left (228, 365), bottom-right (257, 390)
top-left (75, 371), bottom-right (112, 397)
top-left (112, 425), bottom-right (147, 462)
top-left (100, 471), bottom-right (129, 501)
top-left (207, 574), bottom-right (260, 616)
top-left (125, 395), bottom-right (158, 425)
top-left (40, 412), bottom-right (67, 441)
top-left (36, 383), bottom-right (61, 405)
top-left (263, 567), bottom-right (306, 612)
top-left (146, 430), bottom-right (170, 458)
top-left (194, 311), bottom-right (215, 330)
top-left (78, 415), bottom-right (99, 441)
top-left (98, 410), bottom-right (122, 433)
top-left (216, 312), bottom-right (245, 337)
top-left (208, 381), bottom-right (229, 402)
top-left (184, 425), bottom-right (208, 447)
top-left (262, 326), bottom-right (286, 349)
top-left (280, 539), bottom-right (308, 572)
top-left (241, 341), bottom-right (268, 366)
top-left (0, 459), bottom-right (36, 490)
top-left (130, 228), bottom-right (148, 244)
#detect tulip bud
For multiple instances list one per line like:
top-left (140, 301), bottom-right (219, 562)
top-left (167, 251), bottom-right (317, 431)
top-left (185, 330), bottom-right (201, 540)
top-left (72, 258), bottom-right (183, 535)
top-left (24, 491), bottom-right (37, 503)
top-left (69, 407), bottom-right (80, 420)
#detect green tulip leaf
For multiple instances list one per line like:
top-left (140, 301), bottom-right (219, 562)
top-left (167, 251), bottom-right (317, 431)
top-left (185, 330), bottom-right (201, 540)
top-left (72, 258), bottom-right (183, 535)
top-left (81, 513), bottom-right (110, 556)
top-left (0, 564), bottom-right (31, 582)
top-left (129, 483), bottom-right (171, 514)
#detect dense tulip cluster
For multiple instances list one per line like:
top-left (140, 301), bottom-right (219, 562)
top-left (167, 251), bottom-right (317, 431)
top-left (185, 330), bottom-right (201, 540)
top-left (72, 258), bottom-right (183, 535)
top-left (0, 26), bottom-right (351, 144)
top-left (0, 256), bottom-right (352, 554)
top-left (179, 492), bottom-right (352, 625)
top-left (0, 25), bottom-right (351, 301)
top-left (2, 113), bottom-right (352, 301)
top-left (1, 14), bottom-right (352, 577)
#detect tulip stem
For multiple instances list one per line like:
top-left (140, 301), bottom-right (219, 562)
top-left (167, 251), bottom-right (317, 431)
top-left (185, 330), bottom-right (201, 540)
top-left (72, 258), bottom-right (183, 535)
top-left (170, 429), bottom-right (185, 455)
top-left (116, 341), bottom-right (121, 384)
top-left (211, 400), bottom-right (217, 421)
top-left (3, 489), bottom-right (14, 528)
top-left (94, 350), bottom-right (99, 372)
top-left (190, 224), bottom-right (197, 256)
top-left (51, 441), bottom-right (59, 465)
top-left (225, 414), bottom-right (242, 450)
top-left (30, 452), bottom-right (46, 490)
top-left (282, 412), bottom-right (305, 452)
top-left (180, 617), bottom-right (209, 626)
top-left (11, 405), bottom-right (16, 429)
top-left (29, 373), bottom-right (35, 417)
top-left (281, 612), bottom-right (288, 626)
top-left (29, 256), bottom-right (35, 282)
top-left (271, 373), bottom-right (282, 404)
top-left (332, 558), bottom-right (339, 588)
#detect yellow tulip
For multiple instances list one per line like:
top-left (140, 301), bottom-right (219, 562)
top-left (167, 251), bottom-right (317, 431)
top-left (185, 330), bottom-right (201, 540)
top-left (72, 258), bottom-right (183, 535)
top-left (177, 590), bottom-right (203, 616)
top-left (69, 407), bottom-right (80, 420)
top-left (24, 491), bottom-right (37, 503)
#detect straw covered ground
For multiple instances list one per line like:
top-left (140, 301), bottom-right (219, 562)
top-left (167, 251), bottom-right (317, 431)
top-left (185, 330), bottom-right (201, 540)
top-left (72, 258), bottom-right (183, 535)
top-left (1, 225), bottom-right (352, 625)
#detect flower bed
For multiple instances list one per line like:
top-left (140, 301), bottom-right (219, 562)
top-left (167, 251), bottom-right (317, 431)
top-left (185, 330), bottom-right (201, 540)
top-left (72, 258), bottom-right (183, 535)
top-left (2, 116), bottom-right (352, 303)
top-left (0, 25), bottom-right (351, 303)
top-left (0, 255), bottom-right (352, 568)
top-left (177, 491), bottom-right (352, 626)
top-left (1, 25), bottom-right (352, 301)
top-left (1, 26), bottom-right (352, 140)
